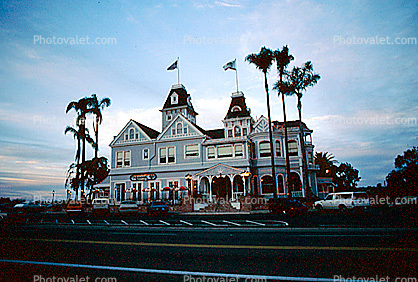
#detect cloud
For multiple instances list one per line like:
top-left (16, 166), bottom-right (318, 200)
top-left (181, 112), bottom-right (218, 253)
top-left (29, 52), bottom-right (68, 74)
top-left (214, 1), bottom-right (242, 8)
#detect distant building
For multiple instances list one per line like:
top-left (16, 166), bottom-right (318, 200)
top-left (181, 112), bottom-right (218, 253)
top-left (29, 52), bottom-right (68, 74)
top-left (106, 84), bottom-right (319, 204)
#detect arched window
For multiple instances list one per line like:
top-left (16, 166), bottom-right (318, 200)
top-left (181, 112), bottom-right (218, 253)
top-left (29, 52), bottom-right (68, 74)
top-left (277, 175), bottom-right (285, 194)
top-left (275, 140), bottom-right (281, 157)
top-left (231, 106), bottom-right (242, 112)
top-left (129, 128), bottom-right (134, 139)
top-left (259, 141), bottom-right (271, 158)
top-left (289, 172), bottom-right (302, 192)
top-left (176, 123), bottom-right (183, 134)
top-left (288, 140), bottom-right (298, 156)
top-left (261, 175), bottom-right (274, 194)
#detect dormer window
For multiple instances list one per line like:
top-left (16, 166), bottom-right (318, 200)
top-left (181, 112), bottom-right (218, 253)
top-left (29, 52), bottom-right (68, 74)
top-left (129, 128), bottom-right (135, 139)
top-left (171, 93), bottom-right (178, 104)
top-left (231, 106), bottom-right (241, 112)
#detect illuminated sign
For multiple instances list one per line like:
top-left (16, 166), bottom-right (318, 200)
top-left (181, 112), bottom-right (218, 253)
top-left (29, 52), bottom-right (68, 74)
top-left (130, 173), bottom-right (157, 181)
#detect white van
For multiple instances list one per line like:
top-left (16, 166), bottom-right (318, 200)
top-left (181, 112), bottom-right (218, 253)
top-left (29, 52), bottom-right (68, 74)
top-left (314, 192), bottom-right (369, 212)
top-left (92, 198), bottom-right (110, 213)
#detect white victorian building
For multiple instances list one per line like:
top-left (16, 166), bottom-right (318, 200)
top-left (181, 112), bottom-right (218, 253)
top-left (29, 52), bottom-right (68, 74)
top-left (104, 84), bottom-right (319, 204)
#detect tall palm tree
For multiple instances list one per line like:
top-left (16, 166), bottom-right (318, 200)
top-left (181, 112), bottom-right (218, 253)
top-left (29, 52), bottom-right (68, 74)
top-left (66, 97), bottom-right (94, 194)
top-left (272, 46), bottom-right (294, 197)
top-left (90, 94), bottom-right (111, 159)
top-left (245, 46), bottom-right (277, 198)
top-left (315, 152), bottom-right (337, 177)
top-left (283, 61), bottom-right (320, 199)
top-left (65, 125), bottom-right (95, 198)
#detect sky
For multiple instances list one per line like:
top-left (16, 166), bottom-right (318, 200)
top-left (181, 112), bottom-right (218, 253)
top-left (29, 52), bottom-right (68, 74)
top-left (0, 0), bottom-right (417, 200)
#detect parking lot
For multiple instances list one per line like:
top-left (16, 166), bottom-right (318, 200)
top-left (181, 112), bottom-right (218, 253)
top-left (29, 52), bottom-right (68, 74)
top-left (12, 216), bottom-right (290, 228)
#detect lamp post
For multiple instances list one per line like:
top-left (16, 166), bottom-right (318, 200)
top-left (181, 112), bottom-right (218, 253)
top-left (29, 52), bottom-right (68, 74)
top-left (185, 174), bottom-right (192, 197)
top-left (52, 190), bottom-right (55, 204)
top-left (240, 170), bottom-right (250, 196)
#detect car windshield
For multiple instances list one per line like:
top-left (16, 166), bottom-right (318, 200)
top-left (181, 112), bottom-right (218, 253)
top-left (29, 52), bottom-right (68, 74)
top-left (324, 194), bottom-right (333, 200)
top-left (122, 201), bottom-right (136, 205)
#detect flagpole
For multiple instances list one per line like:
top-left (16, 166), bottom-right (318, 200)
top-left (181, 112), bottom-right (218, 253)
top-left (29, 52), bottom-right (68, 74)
top-left (235, 59), bottom-right (239, 93)
top-left (177, 57), bottom-right (180, 84)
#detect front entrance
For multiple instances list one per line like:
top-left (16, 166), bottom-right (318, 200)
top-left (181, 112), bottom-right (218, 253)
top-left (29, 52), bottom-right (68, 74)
top-left (211, 176), bottom-right (232, 199)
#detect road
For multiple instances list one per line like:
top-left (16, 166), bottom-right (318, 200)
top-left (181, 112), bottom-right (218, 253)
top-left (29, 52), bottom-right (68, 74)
top-left (1, 212), bottom-right (417, 282)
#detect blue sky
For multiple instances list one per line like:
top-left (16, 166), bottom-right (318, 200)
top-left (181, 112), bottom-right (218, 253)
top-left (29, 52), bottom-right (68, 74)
top-left (0, 0), bottom-right (417, 200)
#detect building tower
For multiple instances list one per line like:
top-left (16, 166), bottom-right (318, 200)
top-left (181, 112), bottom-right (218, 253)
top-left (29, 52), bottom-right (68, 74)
top-left (222, 91), bottom-right (253, 138)
top-left (160, 84), bottom-right (198, 131)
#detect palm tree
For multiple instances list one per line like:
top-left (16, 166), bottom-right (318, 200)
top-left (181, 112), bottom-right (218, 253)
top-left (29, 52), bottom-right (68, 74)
top-left (65, 126), bottom-right (95, 198)
top-left (314, 152), bottom-right (337, 177)
top-left (245, 47), bottom-right (277, 198)
top-left (272, 46), bottom-right (294, 197)
top-left (283, 61), bottom-right (320, 199)
top-left (90, 94), bottom-right (111, 159)
top-left (66, 97), bottom-right (95, 194)
top-left (83, 156), bottom-right (110, 198)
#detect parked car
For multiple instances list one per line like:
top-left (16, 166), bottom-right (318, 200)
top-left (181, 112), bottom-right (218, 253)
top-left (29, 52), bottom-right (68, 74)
top-left (119, 200), bottom-right (139, 215)
top-left (314, 192), bottom-right (369, 213)
top-left (13, 202), bottom-right (45, 213)
top-left (66, 201), bottom-right (85, 215)
top-left (269, 198), bottom-right (309, 215)
top-left (92, 198), bottom-right (110, 214)
top-left (147, 200), bottom-right (169, 216)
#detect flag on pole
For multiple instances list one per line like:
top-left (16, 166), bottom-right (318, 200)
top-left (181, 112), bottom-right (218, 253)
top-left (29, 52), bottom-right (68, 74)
top-left (223, 59), bottom-right (236, 71)
top-left (167, 60), bottom-right (178, 71)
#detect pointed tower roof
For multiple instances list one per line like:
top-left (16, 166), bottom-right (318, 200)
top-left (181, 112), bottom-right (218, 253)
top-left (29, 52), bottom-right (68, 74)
top-left (162, 84), bottom-right (197, 115)
top-left (225, 91), bottom-right (251, 119)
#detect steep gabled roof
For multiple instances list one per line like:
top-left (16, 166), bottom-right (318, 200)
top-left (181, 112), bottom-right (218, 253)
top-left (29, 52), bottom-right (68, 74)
top-left (132, 120), bottom-right (160, 139)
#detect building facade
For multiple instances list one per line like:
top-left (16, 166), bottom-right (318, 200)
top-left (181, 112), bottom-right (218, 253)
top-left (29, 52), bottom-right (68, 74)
top-left (107, 84), bottom-right (319, 204)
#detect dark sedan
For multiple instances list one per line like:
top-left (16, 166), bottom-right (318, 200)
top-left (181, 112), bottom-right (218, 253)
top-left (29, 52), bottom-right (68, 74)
top-left (147, 200), bottom-right (169, 216)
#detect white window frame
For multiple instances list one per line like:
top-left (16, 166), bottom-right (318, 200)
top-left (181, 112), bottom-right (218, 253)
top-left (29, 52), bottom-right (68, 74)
top-left (159, 146), bottom-right (176, 164)
top-left (288, 140), bottom-right (299, 157)
top-left (217, 145), bottom-right (233, 159)
top-left (185, 144), bottom-right (199, 158)
top-left (207, 146), bottom-right (216, 160)
top-left (124, 151), bottom-right (131, 167)
top-left (275, 140), bottom-right (282, 157)
top-left (171, 93), bottom-right (178, 104)
top-left (259, 141), bottom-right (271, 158)
top-left (116, 150), bottom-right (131, 167)
top-left (234, 144), bottom-right (243, 158)
top-left (143, 148), bottom-right (149, 160)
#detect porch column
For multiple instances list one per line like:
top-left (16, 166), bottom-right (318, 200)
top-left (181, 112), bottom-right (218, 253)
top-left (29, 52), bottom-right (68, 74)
top-left (242, 176), bottom-right (247, 196)
top-left (228, 175), bottom-right (234, 201)
top-left (208, 175), bottom-right (213, 203)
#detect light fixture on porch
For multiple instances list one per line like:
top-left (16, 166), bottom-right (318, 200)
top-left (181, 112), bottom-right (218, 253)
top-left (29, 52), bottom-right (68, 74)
top-left (185, 174), bottom-right (192, 196)
top-left (241, 170), bottom-right (250, 177)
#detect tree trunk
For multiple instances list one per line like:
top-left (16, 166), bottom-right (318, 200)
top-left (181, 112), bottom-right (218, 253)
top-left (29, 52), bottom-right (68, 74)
top-left (280, 71), bottom-right (291, 198)
top-left (95, 116), bottom-right (99, 159)
top-left (75, 137), bottom-right (80, 200)
top-left (80, 116), bottom-right (86, 195)
top-left (265, 72), bottom-right (277, 199)
top-left (297, 97), bottom-right (311, 200)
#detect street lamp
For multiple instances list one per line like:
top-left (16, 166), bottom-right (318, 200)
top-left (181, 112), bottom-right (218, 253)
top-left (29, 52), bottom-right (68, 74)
top-left (52, 190), bottom-right (55, 204)
top-left (185, 174), bottom-right (192, 197)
